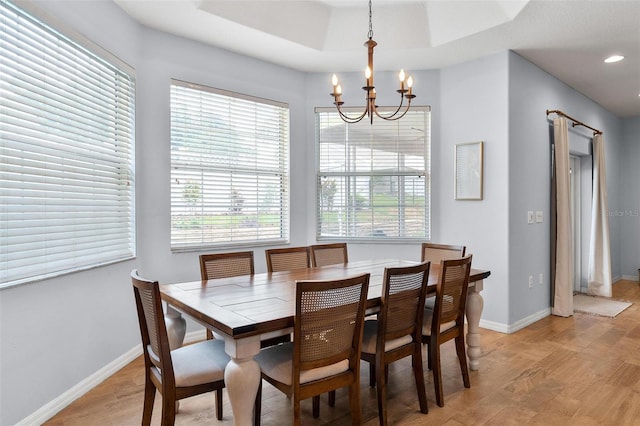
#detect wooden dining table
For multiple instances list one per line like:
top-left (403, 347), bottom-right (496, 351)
top-left (160, 259), bottom-right (490, 426)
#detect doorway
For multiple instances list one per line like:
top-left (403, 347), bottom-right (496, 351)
top-left (570, 155), bottom-right (581, 292)
top-left (569, 149), bottom-right (593, 294)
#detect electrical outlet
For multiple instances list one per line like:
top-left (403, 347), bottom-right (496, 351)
top-left (529, 275), bottom-right (534, 288)
top-left (536, 211), bottom-right (544, 223)
top-left (539, 273), bottom-right (543, 285)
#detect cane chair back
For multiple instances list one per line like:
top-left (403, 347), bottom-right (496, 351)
top-left (265, 246), bottom-right (310, 273)
top-left (421, 243), bottom-right (466, 264)
top-left (310, 243), bottom-right (348, 267)
top-left (199, 251), bottom-right (254, 281)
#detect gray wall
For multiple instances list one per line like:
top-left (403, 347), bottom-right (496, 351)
top-left (508, 51), bottom-right (623, 324)
top-left (0, 2), bottom-right (141, 425)
top-left (621, 116), bottom-right (640, 278)
top-left (439, 52), bottom-right (511, 326)
top-left (0, 1), bottom-right (635, 424)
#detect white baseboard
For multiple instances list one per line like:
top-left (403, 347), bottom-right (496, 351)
top-left (621, 274), bottom-right (639, 282)
top-left (479, 307), bottom-right (551, 334)
top-left (17, 330), bottom-right (206, 426)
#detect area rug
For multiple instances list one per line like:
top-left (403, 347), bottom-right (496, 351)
top-left (573, 293), bottom-right (632, 318)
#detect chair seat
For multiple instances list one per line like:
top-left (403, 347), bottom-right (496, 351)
top-left (422, 309), bottom-right (456, 336)
top-left (361, 320), bottom-right (413, 355)
top-left (171, 339), bottom-right (229, 387)
top-left (255, 342), bottom-right (349, 386)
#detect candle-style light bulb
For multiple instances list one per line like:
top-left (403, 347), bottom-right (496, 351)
top-left (336, 84), bottom-right (342, 95)
top-left (407, 76), bottom-right (413, 88)
top-left (399, 69), bottom-right (406, 91)
top-left (332, 74), bottom-right (338, 87)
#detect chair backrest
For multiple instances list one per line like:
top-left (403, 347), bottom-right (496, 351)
top-left (378, 261), bottom-right (430, 347)
top-left (265, 246), bottom-right (310, 273)
top-left (294, 273), bottom-right (370, 376)
top-left (199, 251), bottom-right (254, 280)
top-left (432, 255), bottom-right (473, 330)
top-left (309, 243), bottom-right (348, 267)
top-left (421, 243), bottom-right (466, 264)
top-left (131, 270), bottom-right (175, 387)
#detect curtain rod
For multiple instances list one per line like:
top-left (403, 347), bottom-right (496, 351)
top-left (546, 109), bottom-right (602, 135)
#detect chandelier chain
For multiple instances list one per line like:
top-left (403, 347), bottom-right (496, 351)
top-left (329, 0), bottom-right (416, 124)
top-left (368, 0), bottom-right (373, 39)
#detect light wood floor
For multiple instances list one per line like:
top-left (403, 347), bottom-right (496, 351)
top-left (45, 280), bottom-right (640, 425)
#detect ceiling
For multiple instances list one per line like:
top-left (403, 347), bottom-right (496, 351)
top-left (114, 0), bottom-right (640, 118)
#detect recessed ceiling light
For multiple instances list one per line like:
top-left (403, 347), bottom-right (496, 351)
top-left (604, 55), bottom-right (624, 63)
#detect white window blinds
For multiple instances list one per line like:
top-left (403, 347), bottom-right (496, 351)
top-left (0, 1), bottom-right (136, 288)
top-left (316, 107), bottom-right (430, 240)
top-left (170, 80), bottom-right (290, 250)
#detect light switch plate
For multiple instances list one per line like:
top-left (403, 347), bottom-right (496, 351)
top-left (536, 211), bottom-right (543, 223)
top-left (528, 211), bottom-right (534, 224)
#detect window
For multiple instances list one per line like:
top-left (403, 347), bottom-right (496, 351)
top-left (315, 107), bottom-right (430, 240)
top-left (0, 1), bottom-right (136, 288)
top-left (170, 80), bottom-right (290, 250)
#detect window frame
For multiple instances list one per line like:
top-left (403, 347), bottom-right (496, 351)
top-left (169, 79), bottom-right (290, 251)
top-left (0, 0), bottom-right (136, 289)
top-left (315, 106), bottom-right (431, 242)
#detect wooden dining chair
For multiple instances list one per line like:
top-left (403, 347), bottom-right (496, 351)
top-left (199, 251), bottom-right (255, 280)
top-left (360, 261), bottom-right (430, 425)
top-left (421, 255), bottom-right (473, 407)
top-left (309, 242), bottom-right (348, 267)
top-left (254, 273), bottom-right (370, 425)
top-left (421, 243), bottom-right (466, 311)
top-left (199, 251), bottom-right (254, 340)
top-left (131, 270), bottom-right (230, 425)
top-left (265, 246), bottom-right (310, 273)
top-left (421, 242), bottom-right (466, 264)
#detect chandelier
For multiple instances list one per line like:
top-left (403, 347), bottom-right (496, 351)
top-left (330, 0), bottom-right (416, 124)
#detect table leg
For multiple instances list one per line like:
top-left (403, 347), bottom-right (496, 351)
top-left (224, 337), bottom-right (262, 426)
top-left (164, 304), bottom-right (186, 350)
top-left (465, 279), bottom-right (484, 371)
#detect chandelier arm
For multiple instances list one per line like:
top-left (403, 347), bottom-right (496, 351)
top-left (372, 92), bottom-right (406, 120)
top-left (335, 103), bottom-right (369, 123)
top-left (374, 98), bottom-right (413, 121)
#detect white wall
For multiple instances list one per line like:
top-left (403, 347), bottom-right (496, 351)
top-left (0, 1), bottom-right (635, 424)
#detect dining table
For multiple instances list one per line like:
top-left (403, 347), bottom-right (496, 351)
top-left (160, 258), bottom-right (490, 426)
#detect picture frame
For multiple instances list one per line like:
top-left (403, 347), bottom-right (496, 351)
top-left (455, 141), bottom-right (484, 200)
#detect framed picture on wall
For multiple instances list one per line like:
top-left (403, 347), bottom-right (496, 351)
top-left (455, 141), bottom-right (484, 200)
